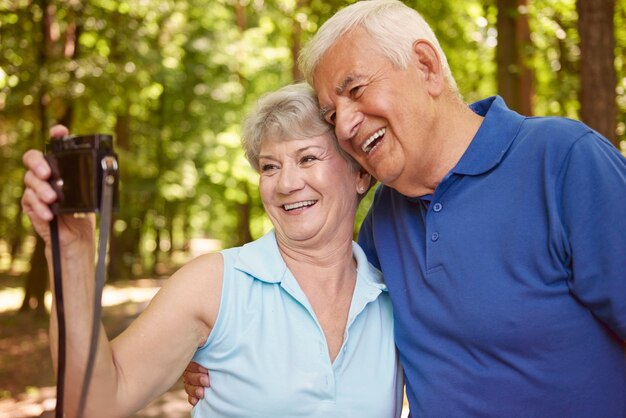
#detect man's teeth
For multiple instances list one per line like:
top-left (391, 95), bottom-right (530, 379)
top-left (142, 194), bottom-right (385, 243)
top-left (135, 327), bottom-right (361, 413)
top-left (284, 200), bottom-right (316, 211)
top-left (361, 128), bottom-right (385, 153)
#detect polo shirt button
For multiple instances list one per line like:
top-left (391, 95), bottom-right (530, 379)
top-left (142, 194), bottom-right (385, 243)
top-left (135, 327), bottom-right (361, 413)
top-left (433, 202), bottom-right (443, 212)
top-left (431, 232), bottom-right (439, 241)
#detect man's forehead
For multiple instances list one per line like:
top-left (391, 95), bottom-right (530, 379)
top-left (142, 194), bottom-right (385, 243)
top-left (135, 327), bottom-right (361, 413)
top-left (314, 59), bottom-right (360, 94)
top-left (313, 29), bottom-right (364, 76)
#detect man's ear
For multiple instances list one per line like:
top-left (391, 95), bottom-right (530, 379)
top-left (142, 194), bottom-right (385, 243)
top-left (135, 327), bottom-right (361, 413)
top-left (411, 39), bottom-right (445, 96)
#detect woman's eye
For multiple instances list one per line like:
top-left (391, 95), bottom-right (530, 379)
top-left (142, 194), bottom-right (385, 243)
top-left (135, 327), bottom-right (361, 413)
top-left (261, 164), bottom-right (277, 172)
top-left (301, 155), bottom-right (318, 164)
top-left (325, 112), bottom-right (336, 125)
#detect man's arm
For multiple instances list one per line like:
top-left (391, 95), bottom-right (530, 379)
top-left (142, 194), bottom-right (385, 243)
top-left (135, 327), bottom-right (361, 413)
top-left (183, 362), bottom-right (210, 405)
top-left (559, 132), bottom-right (626, 340)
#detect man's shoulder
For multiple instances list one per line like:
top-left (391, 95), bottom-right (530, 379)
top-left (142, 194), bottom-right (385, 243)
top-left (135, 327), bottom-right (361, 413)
top-left (519, 115), bottom-right (596, 146)
top-left (509, 115), bottom-right (613, 164)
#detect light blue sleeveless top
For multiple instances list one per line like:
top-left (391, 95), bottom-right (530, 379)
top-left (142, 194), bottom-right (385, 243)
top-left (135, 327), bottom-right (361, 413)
top-left (191, 230), bottom-right (403, 418)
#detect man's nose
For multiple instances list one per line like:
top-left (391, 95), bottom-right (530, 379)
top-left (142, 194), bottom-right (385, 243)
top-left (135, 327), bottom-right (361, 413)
top-left (334, 101), bottom-right (363, 142)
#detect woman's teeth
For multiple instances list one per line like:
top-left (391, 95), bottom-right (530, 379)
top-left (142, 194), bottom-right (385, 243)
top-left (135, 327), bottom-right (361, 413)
top-left (284, 200), bottom-right (316, 211)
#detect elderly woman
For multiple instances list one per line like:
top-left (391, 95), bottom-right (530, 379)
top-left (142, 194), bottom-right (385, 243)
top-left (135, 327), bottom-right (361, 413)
top-left (21, 82), bottom-right (403, 418)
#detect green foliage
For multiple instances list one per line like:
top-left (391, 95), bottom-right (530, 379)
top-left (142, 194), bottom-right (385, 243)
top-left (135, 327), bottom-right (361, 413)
top-left (528, 0), bottom-right (581, 117)
top-left (1, 0), bottom-right (624, 276)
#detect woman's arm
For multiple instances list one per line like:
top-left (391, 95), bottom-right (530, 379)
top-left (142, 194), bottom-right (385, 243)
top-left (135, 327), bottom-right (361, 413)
top-left (105, 252), bottom-right (222, 416)
top-left (22, 145), bottom-right (223, 417)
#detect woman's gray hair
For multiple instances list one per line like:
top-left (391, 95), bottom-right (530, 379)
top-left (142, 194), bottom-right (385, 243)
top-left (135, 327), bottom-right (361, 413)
top-left (242, 82), bottom-right (360, 171)
top-left (298, 0), bottom-right (458, 93)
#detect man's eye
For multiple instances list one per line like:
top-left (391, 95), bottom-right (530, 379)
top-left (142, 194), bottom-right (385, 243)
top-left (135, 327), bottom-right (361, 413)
top-left (350, 86), bottom-right (363, 97)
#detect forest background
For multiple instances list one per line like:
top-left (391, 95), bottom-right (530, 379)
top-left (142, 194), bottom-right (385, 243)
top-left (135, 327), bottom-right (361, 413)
top-left (0, 0), bottom-right (625, 415)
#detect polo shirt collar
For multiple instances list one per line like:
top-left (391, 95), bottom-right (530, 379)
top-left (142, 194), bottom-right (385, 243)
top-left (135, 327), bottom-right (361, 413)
top-left (234, 229), bottom-right (387, 292)
top-left (451, 95), bottom-right (525, 176)
top-left (234, 230), bottom-right (287, 284)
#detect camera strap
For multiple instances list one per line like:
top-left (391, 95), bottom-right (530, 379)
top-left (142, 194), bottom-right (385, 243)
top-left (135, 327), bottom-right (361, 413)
top-left (50, 218), bottom-right (66, 418)
top-left (52, 155), bottom-right (118, 418)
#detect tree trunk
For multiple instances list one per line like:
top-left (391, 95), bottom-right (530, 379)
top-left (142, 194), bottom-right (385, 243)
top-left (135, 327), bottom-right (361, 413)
top-left (291, 0), bottom-right (307, 81)
top-left (496, 0), bottom-right (534, 115)
top-left (21, 0), bottom-right (53, 314)
top-left (9, 196), bottom-right (25, 270)
top-left (236, 181), bottom-right (253, 246)
top-left (516, 0), bottom-right (533, 116)
top-left (577, 0), bottom-right (617, 146)
top-left (107, 113), bottom-right (132, 280)
top-left (19, 236), bottom-right (48, 317)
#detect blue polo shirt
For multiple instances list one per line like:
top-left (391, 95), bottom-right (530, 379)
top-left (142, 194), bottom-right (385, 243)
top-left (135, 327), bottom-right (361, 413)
top-left (359, 96), bottom-right (626, 417)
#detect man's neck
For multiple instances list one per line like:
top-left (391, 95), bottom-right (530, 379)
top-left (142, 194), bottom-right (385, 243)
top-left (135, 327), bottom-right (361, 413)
top-left (394, 99), bottom-right (484, 197)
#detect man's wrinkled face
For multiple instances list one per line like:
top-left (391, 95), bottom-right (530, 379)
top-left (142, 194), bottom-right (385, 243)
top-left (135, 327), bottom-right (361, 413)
top-left (313, 28), bottom-right (436, 194)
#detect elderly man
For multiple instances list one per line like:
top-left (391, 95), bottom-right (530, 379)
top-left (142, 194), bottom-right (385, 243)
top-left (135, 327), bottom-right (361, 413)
top-left (186, 1), bottom-right (626, 416)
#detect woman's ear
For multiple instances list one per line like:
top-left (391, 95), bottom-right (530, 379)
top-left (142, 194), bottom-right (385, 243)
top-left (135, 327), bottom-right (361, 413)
top-left (356, 169), bottom-right (373, 195)
top-left (411, 39), bottom-right (445, 96)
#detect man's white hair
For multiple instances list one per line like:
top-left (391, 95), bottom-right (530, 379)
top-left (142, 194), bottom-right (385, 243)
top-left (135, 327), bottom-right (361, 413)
top-left (299, 0), bottom-right (458, 93)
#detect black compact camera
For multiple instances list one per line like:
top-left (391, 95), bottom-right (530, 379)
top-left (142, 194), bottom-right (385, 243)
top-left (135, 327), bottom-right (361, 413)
top-left (45, 134), bottom-right (119, 214)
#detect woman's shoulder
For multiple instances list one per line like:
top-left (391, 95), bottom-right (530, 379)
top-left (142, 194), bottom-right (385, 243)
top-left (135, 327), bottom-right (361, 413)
top-left (178, 251), bottom-right (225, 279)
top-left (159, 251), bottom-right (225, 330)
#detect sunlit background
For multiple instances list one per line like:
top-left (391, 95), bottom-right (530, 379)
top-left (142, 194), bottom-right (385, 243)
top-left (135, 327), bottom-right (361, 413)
top-left (1, 0), bottom-right (625, 416)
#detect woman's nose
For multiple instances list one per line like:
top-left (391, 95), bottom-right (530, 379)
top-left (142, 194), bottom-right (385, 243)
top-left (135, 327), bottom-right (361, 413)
top-left (276, 164), bottom-right (305, 194)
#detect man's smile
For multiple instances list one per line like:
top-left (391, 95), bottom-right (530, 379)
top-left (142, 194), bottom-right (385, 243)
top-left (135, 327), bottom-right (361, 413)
top-left (361, 128), bottom-right (385, 153)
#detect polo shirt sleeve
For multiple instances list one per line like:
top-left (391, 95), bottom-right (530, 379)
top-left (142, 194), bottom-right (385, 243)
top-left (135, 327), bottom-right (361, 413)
top-left (558, 131), bottom-right (626, 340)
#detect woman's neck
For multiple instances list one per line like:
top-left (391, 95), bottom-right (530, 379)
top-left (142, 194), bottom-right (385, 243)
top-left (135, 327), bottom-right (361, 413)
top-left (277, 233), bottom-right (357, 290)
